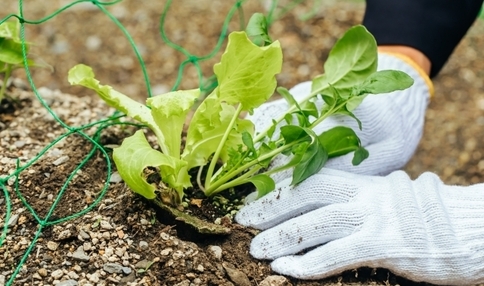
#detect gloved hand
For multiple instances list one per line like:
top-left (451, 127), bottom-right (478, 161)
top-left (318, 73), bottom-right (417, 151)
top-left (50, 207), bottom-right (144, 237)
top-left (236, 169), bottom-right (484, 285)
top-left (248, 53), bottom-right (433, 180)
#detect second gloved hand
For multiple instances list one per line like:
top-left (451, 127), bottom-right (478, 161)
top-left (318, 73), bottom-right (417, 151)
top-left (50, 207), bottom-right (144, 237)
top-left (235, 169), bottom-right (484, 285)
top-left (248, 53), bottom-right (433, 179)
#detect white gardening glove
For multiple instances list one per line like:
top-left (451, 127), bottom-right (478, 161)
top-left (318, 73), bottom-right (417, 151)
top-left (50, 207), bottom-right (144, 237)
top-left (236, 169), bottom-right (484, 285)
top-left (248, 53), bottom-right (433, 180)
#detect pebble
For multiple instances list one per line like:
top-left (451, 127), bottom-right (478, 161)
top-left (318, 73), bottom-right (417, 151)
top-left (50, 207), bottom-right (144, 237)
top-left (160, 232), bottom-right (170, 240)
top-left (139, 241), bottom-right (149, 250)
top-left (103, 263), bottom-right (124, 274)
top-left (85, 35), bottom-right (102, 51)
top-left (109, 172), bottom-right (123, 183)
top-left (13, 140), bottom-right (26, 148)
top-left (38, 268), bottom-right (48, 277)
top-left (207, 245), bottom-right (222, 260)
top-left (135, 259), bottom-right (152, 269)
top-left (56, 229), bottom-right (72, 241)
top-left (87, 272), bottom-right (100, 283)
top-left (51, 269), bottom-right (64, 279)
top-left (83, 242), bottom-right (92, 251)
top-left (119, 272), bottom-right (136, 284)
top-left (47, 241), bottom-right (59, 251)
top-left (67, 271), bottom-right (79, 279)
top-left (32, 273), bottom-right (42, 280)
top-left (174, 280), bottom-right (190, 286)
top-left (78, 229), bottom-right (91, 240)
top-left (57, 280), bottom-right (79, 286)
top-left (102, 232), bottom-right (111, 239)
top-left (160, 247), bottom-right (173, 256)
top-left (223, 263), bottom-right (251, 286)
top-left (172, 250), bottom-right (184, 260)
top-left (7, 214), bottom-right (19, 226)
top-left (52, 155), bottom-right (70, 166)
top-left (122, 267), bottom-right (132, 274)
top-left (195, 264), bottom-right (204, 272)
top-left (115, 247), bottom-right (125, 257)
top-left (259, 275), bottom-right (293, 286)
top-left (72, 246), bottom-right (90, 262)
top-left (100, 221), bottom-right (113, 230)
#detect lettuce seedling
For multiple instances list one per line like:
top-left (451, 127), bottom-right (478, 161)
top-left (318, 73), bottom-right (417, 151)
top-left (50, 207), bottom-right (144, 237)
top-left (68, 25), bottom-right (413, 206)
top-left (0, 19), bottom-right (48, 101)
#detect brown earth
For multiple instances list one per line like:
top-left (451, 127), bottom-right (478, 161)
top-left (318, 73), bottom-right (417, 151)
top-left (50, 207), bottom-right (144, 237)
top-left (1, 0), bottom-right (484, 285)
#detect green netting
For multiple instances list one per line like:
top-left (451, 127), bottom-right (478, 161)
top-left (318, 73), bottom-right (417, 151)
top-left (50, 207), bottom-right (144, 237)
top-left (0, 0), bottom-right (319, 284)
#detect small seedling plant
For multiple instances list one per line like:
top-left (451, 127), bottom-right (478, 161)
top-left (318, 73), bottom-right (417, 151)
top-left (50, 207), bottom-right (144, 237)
top-left (68, 23), bottom-right (413, 207)
top-left (0, 19), bottom-right (47, 101)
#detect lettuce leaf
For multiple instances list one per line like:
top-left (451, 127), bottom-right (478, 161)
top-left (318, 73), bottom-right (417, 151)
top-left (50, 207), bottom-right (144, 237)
top-left (113, 130), bottom-right (191, 200)
top-left (146, 89), bottom-right (198, 157)
top-left (214, 31), bottom-right (282, 112)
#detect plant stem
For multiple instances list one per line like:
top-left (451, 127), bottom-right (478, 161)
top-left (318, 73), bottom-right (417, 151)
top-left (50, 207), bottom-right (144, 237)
top-left (206, 165), bottom-right (262, 196)
top-left (309, 100), bottom-right (350, 128)
top-left (210, 147), bottom-right (250, 181)
top-left (204, 104), bottom-right (244, 190)
top-left (205, 140), bottom-right (296, 194)
top-left (0, 64), bottom-right (12, 102)
top-left (253, 82), bottom-right (329, 142)
top-left (196, 166), bottom-right (206, 192)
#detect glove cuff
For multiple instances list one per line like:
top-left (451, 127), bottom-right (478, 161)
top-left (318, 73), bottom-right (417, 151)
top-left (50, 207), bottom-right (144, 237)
top-left (379, 51), bottom-right (435, 99)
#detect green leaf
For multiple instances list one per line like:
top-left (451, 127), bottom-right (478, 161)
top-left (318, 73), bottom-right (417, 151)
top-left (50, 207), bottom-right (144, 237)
top-left (346, 94), bottom-right (370, 112)
top-left (292, 129), bottom-right (328, 185)
top-left (283, 113), bottom-right (292, 125)
top-left (214, 31), bottom-right (282, 111)
top-left (280, 125), bottom-right (310, 144)
top-left (245, 13), bottom-right (272, 46)
top-left (68, 64), bottom-right (169, 155)
top-left (182, 92), bottom-right (254, 169)
top-left (0, 20), bottom-right (20, 40)
top-left (299, 100), bottom-right (318, 119)
top-left (112, 130), bottom-right (191, 200)
top-left (0, 38), bottom-right (26, 65)
top-left (257, 142), bottom-right (275, 168)
top-left (278, 86), bottom-right (318, 127)
top-left (321, 93), bottom-right (335, 106)
top-left (242, 131), bottom-right (256, 155)
top-left (277, 86), bottom-right (299, 108)
top-left (311, 25), bottom-right (377, 96)
top-left (353, 70), bottom-right (414, 96)
top-left (264, 141), bottom-right (309, 175)
top-left (267, 119), bottom-right (277, 139)
top-left (146, 89), bottom-right (198, 157)
top-left (159, 159), bottom-right (192, 202)
top-left (318, 126), bottom-right (360, 157)
top-left (295, 112), bottom-right (310, 127)
top-left (352, 146), bottom-right (369, 165)
top-left (335, 108), bottom-right (362, 130)
top-left (248, 174), bottom-right (275, 198)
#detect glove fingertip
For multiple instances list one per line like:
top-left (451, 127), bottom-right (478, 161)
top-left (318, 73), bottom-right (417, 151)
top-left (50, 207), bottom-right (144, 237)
top-left (271, 256), bottom-right (304, 278)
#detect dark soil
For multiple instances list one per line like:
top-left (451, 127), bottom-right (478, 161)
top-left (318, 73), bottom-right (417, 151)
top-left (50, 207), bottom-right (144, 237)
top-left (2, 0), bottom-right (484, 285)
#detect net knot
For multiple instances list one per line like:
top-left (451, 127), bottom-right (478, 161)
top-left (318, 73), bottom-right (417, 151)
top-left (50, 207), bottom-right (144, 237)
top-left (188, 56), bottom-right (199, 63)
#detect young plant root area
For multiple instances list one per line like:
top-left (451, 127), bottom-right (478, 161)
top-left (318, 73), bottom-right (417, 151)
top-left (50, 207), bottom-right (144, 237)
top-left (2, 1), bottom-right (484, 285)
